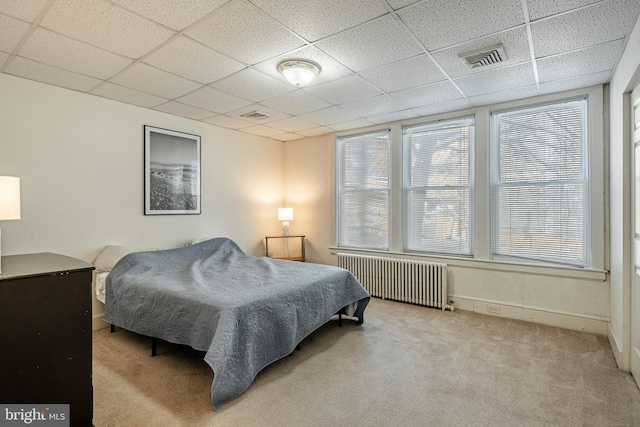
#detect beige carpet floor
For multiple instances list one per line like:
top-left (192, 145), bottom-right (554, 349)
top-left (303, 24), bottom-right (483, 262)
top-left (93, 298), bottom-right (640, 427)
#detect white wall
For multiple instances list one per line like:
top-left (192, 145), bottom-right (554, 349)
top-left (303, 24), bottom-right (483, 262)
top-left (286, 91), bottom-right (610, 336)
top-left (0, 74), bottom-right (286, 328)
top-left (608, 14), bottom-right (640, 370)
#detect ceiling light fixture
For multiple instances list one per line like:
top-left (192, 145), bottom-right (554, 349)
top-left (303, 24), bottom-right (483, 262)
top-left (277, 59), bottom-right (321, 87)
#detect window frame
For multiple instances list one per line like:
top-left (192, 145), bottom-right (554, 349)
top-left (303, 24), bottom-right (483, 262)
top-left (335, 128), bottom-right (392, 251)
top-left (489, 98), bottom-right (589, 267)
top-left (401, 116), bottom-right (476, 257)
top-left (332, 85), bottom-right (605, 277)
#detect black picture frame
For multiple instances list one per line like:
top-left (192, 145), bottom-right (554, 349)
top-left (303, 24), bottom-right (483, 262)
top-left (144, 125), bottom-right (201, 215)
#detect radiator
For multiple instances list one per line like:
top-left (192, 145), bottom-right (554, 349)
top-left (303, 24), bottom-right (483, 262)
top-left (337, 253), bottom-right (453, 311)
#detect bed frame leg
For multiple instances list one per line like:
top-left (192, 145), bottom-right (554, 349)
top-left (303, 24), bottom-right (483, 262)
top-left (151, 337), bottom-right (157, 357)
top-left (110, 324), bottom-right (115, 333)
top-left (338, 313), bottom-right (342, 327)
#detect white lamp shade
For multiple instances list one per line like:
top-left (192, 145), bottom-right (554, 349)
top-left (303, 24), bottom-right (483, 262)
top-left (0, 176), bottom-right (20, 220)
top-left (278, 208), bottom-right (293, 221)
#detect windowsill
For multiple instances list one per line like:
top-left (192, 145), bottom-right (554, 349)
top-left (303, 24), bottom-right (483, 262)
top-left (329, 247), bottom-right (608, 282)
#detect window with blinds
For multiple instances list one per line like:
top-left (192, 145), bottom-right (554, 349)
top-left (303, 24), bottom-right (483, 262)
top-left (336, 129), bottom-right (391, 250)
top-left (491, 99), bottom-right (588, 266)
top-left (403, 118), bottom-right (474, 255)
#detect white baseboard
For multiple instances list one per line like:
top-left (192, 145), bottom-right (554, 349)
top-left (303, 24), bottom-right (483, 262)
top-left (449, 295), bottom-right (609, 335)
top-left (92, 314), bottom-right (109, 331)
top-left (608, 323), bottom-right (627, 370)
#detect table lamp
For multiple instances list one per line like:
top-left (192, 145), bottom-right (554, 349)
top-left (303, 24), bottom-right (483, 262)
top-left (278, 208), bottom-right (293, 236)
top-left (0, 176), bottom-right (21, 274)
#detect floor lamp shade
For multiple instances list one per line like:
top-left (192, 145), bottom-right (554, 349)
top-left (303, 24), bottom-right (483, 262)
top-left (0, 176), bottom-right (21, 274)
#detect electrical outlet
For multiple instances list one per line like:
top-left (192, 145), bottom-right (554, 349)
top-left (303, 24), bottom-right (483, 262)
top-left (487, 305), bottom-right (500, 314)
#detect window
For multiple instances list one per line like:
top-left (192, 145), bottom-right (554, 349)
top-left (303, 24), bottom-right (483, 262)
top-left (333, 90), bottom-right (602, 272)
top-left (403, 118), bottom-right (474, 256)
top-left (336, 129), bottom-right (391, 250)
top-left (491, 99), bottom-right (588, 266)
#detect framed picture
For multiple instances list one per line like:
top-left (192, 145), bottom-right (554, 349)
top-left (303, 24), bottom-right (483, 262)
top-left (144, 125), bottom-right (201, 215)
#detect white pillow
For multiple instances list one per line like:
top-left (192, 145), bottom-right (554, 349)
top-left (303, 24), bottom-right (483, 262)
top-left (94, 271), bottom-right (109, 303)
top-left (93, 245), bottom-right (137, 272)
top-left (185, 237), bottom-right (214, 246)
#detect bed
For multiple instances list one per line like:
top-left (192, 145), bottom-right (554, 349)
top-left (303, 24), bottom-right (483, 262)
top-left (102, 237), bottom-right (370, 411)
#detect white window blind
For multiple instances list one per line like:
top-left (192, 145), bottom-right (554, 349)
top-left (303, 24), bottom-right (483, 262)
top-left (337, 130), bottom-right (391, 250)
top-left (403, 117), bottom-right (474, 255)
top-left (491, 99), bottom-right (588, 266)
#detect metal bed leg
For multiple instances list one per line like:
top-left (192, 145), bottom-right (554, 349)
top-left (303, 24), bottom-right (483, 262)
top-left (338, 313), bottom-right (342, 327)
top-left (151, 337), bottom-right (157, 357)
top-left (110, 324), bottom-right (115, 333)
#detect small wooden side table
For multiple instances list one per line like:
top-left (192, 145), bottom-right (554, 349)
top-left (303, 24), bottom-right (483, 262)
top-left (265, 234), bottom-right (306, 262)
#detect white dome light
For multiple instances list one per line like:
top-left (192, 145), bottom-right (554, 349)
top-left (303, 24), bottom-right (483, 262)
top-left (277, 60), bottom-right (321, 87)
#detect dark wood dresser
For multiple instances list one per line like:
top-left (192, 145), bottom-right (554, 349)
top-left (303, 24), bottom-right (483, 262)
top-left (0, 253), bottom-right (95, 427)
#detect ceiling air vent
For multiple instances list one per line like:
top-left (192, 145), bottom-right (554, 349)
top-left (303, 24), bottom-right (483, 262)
top-left (241, 110), bottom-right (270, 120)
top-left (459, 44), bottom-right (507, 69)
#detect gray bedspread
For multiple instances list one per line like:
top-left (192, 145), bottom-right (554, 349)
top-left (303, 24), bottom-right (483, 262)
top-left (103, 237), bottom-right (369, 410)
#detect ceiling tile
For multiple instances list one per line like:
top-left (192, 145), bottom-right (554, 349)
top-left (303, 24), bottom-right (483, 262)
top-left (265, 116), bottom-right (318, 132)
top-left (531, 0), bottom-right (639, 58)
top-left (537, 40), bottom-right (624, 83)
top-left (315, 14), bottom-right (423, 72)
top-left (0, 0), bottom-right (48, 22)
top-left (203, 115), bottom-right (254, 130)
top-left (211, 68), bottom-right (294, 102)
top-left (296, 126), bottom-right (333, 137)
top-left (90, 82), bottom-right (167, 108)
top-left (271, 133), bottom-right (305, 141)
top-left (153, 101), bottom-right (215, 120)
top-left (304, 74), bottom-right (383, 105)
top-left (539, 70), bottom-right (611, 94)
top-left (390, 80), bottom-right (463, 109)
top-left (411, 98), bottom-right (473, 117)
top-left (329, 118), bottom-right (374, 131)
top-left (2, 0), bottom-right (639, 142)
top-left (260, 90), bottom-right (331, 115)
top-left (111, 63), bottom-right (202, 99)
top-left (468, 84), bottom-right (539, 106)
top-left (185, 0), bottom-right (305, 65)
top-left (248, 0), bottom-right (387, 42)
top-left (143, 36), bottom-right (245, 84)
top-left (365, 109), bottom-right (419, 124)
top-left (430, 27), bottom-right (531, 79)
top-left (241, 125), bottom-right (283, 137)
top-left (253, 45), bottom-right (353, 87)
top-left (387, 0), bottom-right (421, 9)
top-left (177, 86), bottom-right (253, 114)
top-left (398, 0), bottom-right (524, 51)
top-left (18, 27), bottom-right (133, 80)
top-left (112, 0), bottom-right (229, 31)
top-left (0, 14), bottom-right (31, 53)
top-left (340, 94), bottom-right (407, 117)
top-left (359, 54), bottom-right (446, 92)
top-left (40, 0), bottom-right (173, 59)
top-left (454, 62), bottom-right (536, 97)
top-left (527, 0), bottom-right (600, 21)
top-left (4, 56), bottom-right (102, 92)
top-left (299, 106), bottom-right (361, 126)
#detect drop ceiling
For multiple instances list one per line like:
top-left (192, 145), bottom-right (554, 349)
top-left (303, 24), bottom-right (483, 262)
top-left (1, 0), bottom-right (638, 141)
